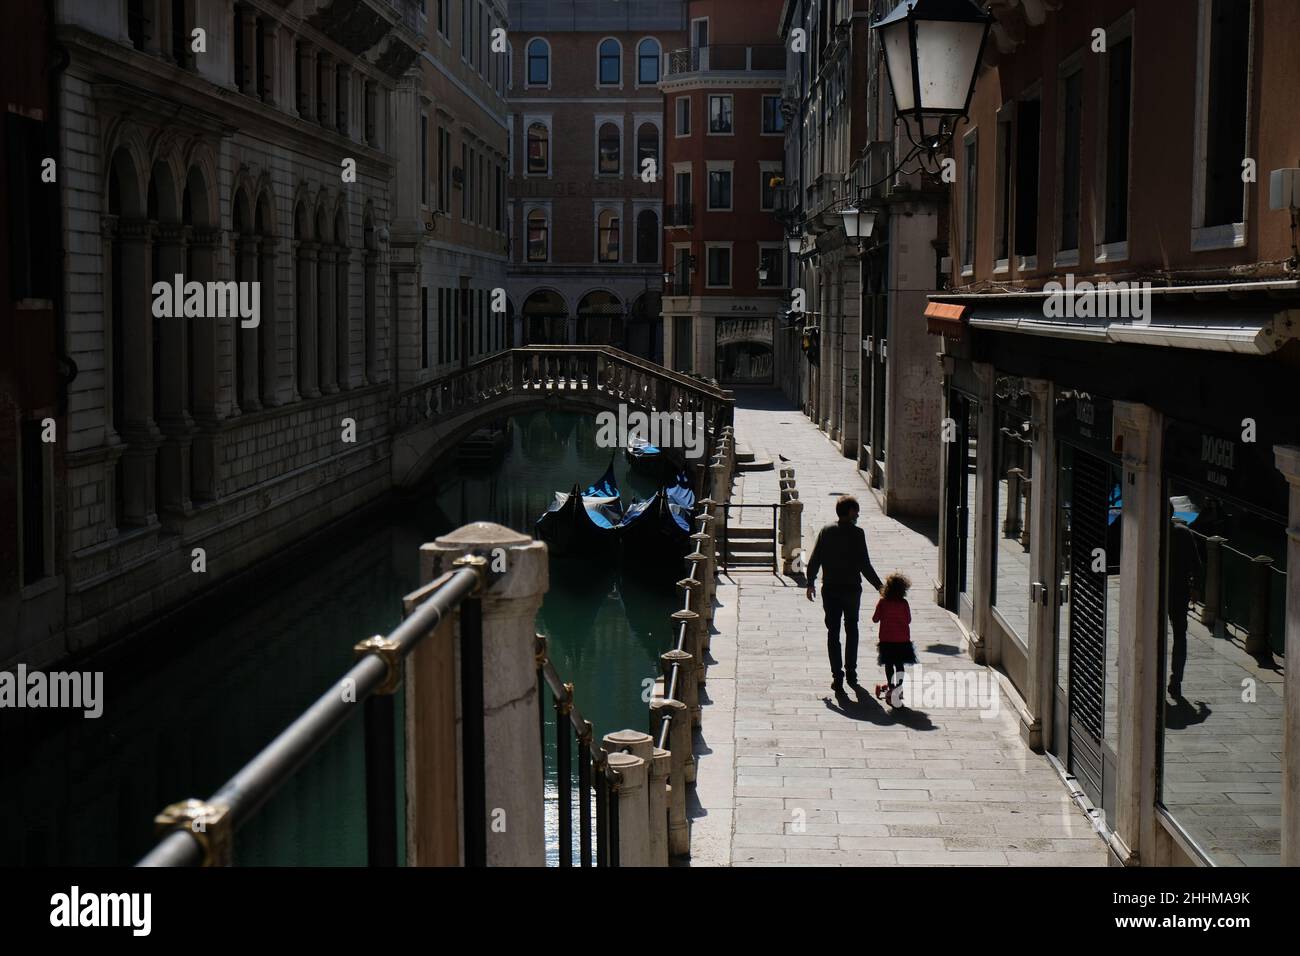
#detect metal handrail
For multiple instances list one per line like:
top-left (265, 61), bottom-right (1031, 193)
top-left (720, 502), bottom-right (780, 573)
top-left (536, 635), bottom-right (624, 868)
top-left (138, 565), bottom-right (487, 867)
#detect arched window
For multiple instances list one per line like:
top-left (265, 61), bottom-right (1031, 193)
top-left (636, 123), bottom-right (658, 176)
top-left (598, 38), bottom-right (621, 85)
top-left (597, 210), bottom-right (620, 263)
top-left (527, 209), bottom-right (549, 262)
top-left (527, 38), bottom-right (549, 86)
top-left (637, 38), bottom-right (661, 85)
top-left (636, 209), bottom-right (658, 264)
top-left (527, 122), bottom-right (550, 175)
top-left (598, 123), bottom-right (620, 174)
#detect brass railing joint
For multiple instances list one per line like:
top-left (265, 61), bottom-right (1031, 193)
top-left (154, 799), bottom-right (233, 867)
top-left (354, 634), bottom-right (404, 695)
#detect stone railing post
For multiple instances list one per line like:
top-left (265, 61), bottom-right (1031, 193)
top-left (1201, 535), bottom-right (1226, 629)
top-left (781, 490), bottom-right (803, 575)
top-left (1247, 555), bottom-right (1276, 658)
top-left (649, 748), bottom-right (671, 866)
top-left (414, 523), bottom-right (547, 866)
top-left (602, 732), bottom-right (651, 867)
top-left (651, 697), bottom-right (691, 857)
top-left (660, 649), bottom-right (697, 781)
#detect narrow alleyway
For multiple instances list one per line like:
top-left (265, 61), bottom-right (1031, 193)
top-left (689, 390), bottom-right (1110, 866)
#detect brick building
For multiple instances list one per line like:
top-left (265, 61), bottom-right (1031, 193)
top-left (505, 0), bottom-right (685, 361)
top-left (659, 0), bottom-right (787, 385)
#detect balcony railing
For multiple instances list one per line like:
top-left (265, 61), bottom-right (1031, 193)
top-left (664, 45), bottom-right (785, 77)
top-left (665, 203), bottom-right (695, 227)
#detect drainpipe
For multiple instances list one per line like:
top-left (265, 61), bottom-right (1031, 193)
top-left (47, 0), bottom-right (77, 415)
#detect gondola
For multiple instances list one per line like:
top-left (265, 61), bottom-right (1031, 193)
top-left (618, 490), bottom-right (693, 568)
top-left (625, 436), bottom-right (666, 477)
top-left (535, 481), bottom-right (622, 558)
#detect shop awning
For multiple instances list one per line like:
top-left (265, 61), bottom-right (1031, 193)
top-left (924, 301), bottom-right (967, 339)
top-left (926, 281), bottom-right (1300, 355)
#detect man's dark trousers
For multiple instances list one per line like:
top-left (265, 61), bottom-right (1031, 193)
top-left (823, 587), bottom-right (862, 682)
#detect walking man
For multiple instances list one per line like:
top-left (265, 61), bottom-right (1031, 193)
top-left (805, 495), bottom-right (884, 693)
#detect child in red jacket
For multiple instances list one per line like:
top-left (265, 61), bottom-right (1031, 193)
top-left (873, 573), bottom-right (917, 707)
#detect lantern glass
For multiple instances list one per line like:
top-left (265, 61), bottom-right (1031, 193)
top-left (880, 18), bottom-right (915, 112)
top-left (841, 207), bottom-right (861, 239)
top-left (758, 266), bottom-right (770, 282)
top-left (875, 0), bottom-right (991, 121)
top-left (915, 19), bottom-right (988, 114)
top-left (787, 235), bottom-right (801, 254)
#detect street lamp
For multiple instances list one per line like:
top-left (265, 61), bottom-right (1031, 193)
top-left (787, 234), bottom-right (802, 255)
top-left (758, 264), bottom-right (770, 283)
top-left (840, 207), bottom-right (877, 240)
top-left (871, 0), bottom-right (993, 174)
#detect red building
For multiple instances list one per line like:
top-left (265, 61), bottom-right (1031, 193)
top-left (1, 0), bottom-right (66, 666)
top-left (660, 0), bottom-right (787, 385)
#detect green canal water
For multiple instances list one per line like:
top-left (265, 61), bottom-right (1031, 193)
top-left (2, 411), bottom-right (677, 866)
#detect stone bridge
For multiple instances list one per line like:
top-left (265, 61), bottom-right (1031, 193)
top-left (391, 346), bottom-right (735, 487)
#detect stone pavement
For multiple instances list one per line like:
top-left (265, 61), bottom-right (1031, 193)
top-left (688, 390), bottom-right (1109, 866)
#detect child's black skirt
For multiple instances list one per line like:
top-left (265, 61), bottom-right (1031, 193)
top-left (877, 641), bottom-right (917, 666)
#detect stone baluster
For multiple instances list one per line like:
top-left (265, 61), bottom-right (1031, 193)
top-left (650, 697), bottom-right (691, 857)
top-left (603, 730), bottom-right (656, 867)
top-left (661, 648), bottom-right (699, 756)
top-left (408, 523), bottom-right (547, 866)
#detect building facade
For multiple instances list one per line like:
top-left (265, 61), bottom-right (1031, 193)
top-left (392, 0), bottom-right (510, 390)
top-left (660, 0), bottom-right (788, 386)
top-left (1, 0), bottom-right (67, 666)
top-left (505, 0), bottom-right (684, 362)
top-left (930, 0), bottom-right (1300, 866)
top-left (4, 0), bottom-right (425, 666)
top-left (778, 0), bottom-right (944, 515)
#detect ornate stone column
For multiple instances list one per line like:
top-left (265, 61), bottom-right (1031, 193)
top-left (259, 236), bottom-right (280, 407)
top-left (155, 223), bottom-right (194, 517)
top-left (336, 248), bottom-right (352, 390)
top-left (296, 240), bottom-right (319, 398)
top-left (238, 236), bottom-right (262, 411)
top-left (318, 243), bottom-right (338, 393)
top-left (118, 219), bottom-right (160, 526)
top-left (189, 228), bottom-right (222, 503)
top-left (363, 250), bottom-right (378, 385)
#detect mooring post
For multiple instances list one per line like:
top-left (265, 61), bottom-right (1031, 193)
top-left (651, 697), bottom-right (691, 857)
top-left (416, 523), bottom-right (547, 866)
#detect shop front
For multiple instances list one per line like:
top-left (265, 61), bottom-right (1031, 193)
top-left (1158, 419), bottom-right (1288, 865)
top-left (1052, 389), bottom-right (1122, 829)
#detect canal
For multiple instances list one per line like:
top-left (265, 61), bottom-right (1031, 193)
top-left (2, 410), bottom-right (679, 866)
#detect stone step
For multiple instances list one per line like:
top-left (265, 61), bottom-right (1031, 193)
top-left (735, 442), bottom-right (756, 463)
top-left (736, 457), bottom-right (774, 472)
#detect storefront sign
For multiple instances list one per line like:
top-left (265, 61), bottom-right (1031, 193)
top-left (1164, 419), bottom-right (1287, 519)
top-left (1055, 390), bottom-right (1114, 458)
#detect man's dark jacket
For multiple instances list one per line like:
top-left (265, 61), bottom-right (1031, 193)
top-left (806, 520), bottom-right (884, 593)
